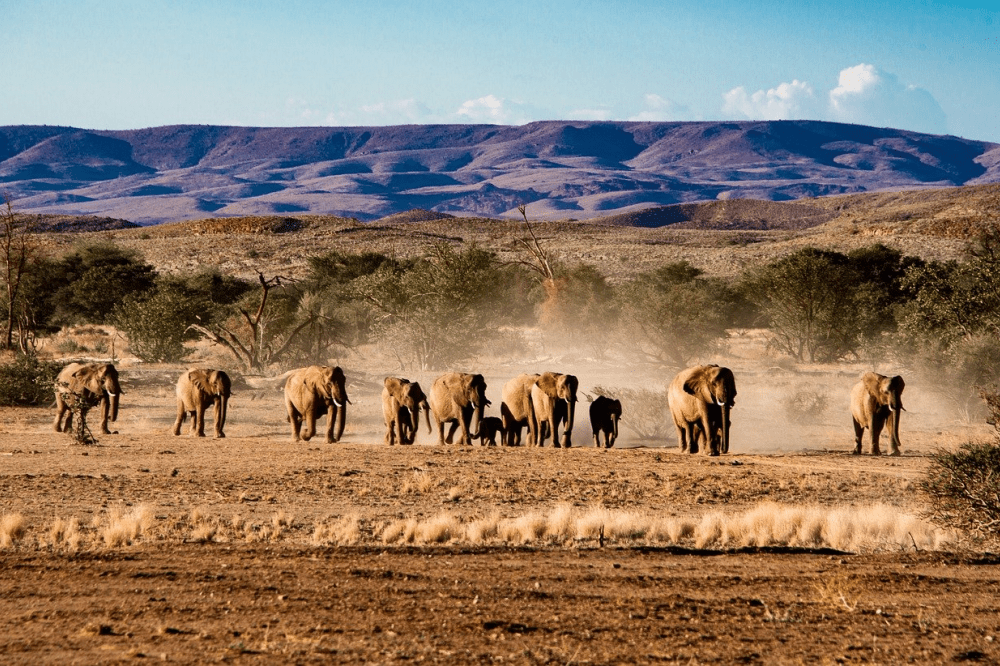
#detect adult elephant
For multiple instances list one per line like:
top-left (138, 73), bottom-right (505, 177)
top-left (53, 362), bottom-right (121, 435)
top-left (530, 372), bottom-right (579, 448)
top-left (851, 371), bottom-right (905, 456)
top-left (284, 365), bottom-right (349, 443)
top-left (500, 373), bottom-right (540, 446)
top-left (589, 395), bottom-right (622, 448)
top-left (668, 364), bottom-right (737, 456)
top-left (382, 377), bottom-right (431, 446)
top-left (427, 372), bottom-right (490, 446)
top-left (173, 368), bottom-right (231, 438)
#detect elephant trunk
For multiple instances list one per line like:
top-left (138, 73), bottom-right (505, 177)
top-left (217, 396), bottom-right (227, 432)
top-left (109, 387), bottom-right (120, 423)
top-left (423, 401), bottom-right (432, 435)
top-left (890, 405), bottom-right (902, 450)
top-left (612, 414), bottom-right (619, 441)
top-left (721, 404), bottom-right (731, 455)
top-left (409, 406), bottom-right (420, 442)
top-left (335, 402), bottom-right (346, 442)
top-left (469, 401), bottom-right (485, 439)
top-left (561, 399), bottom-right (576, 447)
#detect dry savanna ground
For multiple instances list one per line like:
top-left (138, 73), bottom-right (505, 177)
top-left (4, 187), bottom-right (1000, 663)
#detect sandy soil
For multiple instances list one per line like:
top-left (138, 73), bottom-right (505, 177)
top-left (2, 358), bottom-right (998, 664)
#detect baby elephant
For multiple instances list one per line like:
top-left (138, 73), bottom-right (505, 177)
top-left (589, 395), bottom-right (622, 448)
top-left (477, 416), bottom-right (506, 446)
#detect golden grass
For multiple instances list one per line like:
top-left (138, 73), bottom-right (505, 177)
top-left (312, 514), bottom-right (361, 546)
top-left (0, 512), bottom-right (26, 549)
top-left (98, 503), bottom-right (154, 548)
top-left (378, 502), bottom-right (948, 552)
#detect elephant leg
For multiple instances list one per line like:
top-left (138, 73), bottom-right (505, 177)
top-left (302, 408), bottom-right (317, 442)
top-left (870, 417), bottom-right (884, 456)
top-left (172, 402), bottom-right (186, 436)
top-left (99, 397), bottom-right (112, 435)
top-left (325, 406), bottom-right (337, 443)
top-left (386, 418), bottom-right (396, 446)
top-left (435, 420), bottom-right (446, 446)
top-left (445, 420), bottom-right (459, 445)
top-left (686, 423), bottom-right (699, 454)
top-left (195, 406), bottom-right (207, 437)
top-left (675, 425), bottom-right (687, 452)
top-left (852, 419), bottom-right (864, 455)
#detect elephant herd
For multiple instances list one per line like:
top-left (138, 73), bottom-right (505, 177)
top-left (50, 362), bottom-right (906, 456)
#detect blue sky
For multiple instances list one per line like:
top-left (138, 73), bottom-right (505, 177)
top-left (5, 0), bottom-right (999, 141)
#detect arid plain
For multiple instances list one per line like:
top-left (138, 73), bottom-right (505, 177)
top-left (3, 186), bottom-right (1000, 664)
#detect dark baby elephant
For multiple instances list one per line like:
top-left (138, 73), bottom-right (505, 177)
top-left (589, 395), bottom-right (622, 448)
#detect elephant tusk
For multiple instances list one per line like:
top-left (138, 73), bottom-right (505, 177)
top-left (715, 399), bottom-right (724, 406)
top-left (888, 405), bottom-right (895, 412)
top-left (332, 398), bottom-right (343, 408)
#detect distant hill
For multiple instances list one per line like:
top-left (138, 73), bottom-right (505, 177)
top-left (2, 121), bottom-right (998, 225)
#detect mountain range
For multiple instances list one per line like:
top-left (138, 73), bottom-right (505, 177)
top-left (2, 120), bottom-right (998, 225)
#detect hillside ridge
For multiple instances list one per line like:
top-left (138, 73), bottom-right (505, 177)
top-left (2, 120), bottom-right (997, 225)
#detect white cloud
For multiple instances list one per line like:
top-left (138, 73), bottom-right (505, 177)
top-left (455, 94), bottom-right (537, 124)
top-left (827, 63), bottom-right (947, 134)
top-left (721, 64), bottom-right (947, 135)
top-left (722, 80), bottom-right (818, 120)
top-left (628, 94), bottom-right (687, 121)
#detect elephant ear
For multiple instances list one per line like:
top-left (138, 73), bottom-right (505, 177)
top-left (410, 382), bottom-right (427, 403)
top-left (613, 399), bottom-right (622, 415)
top-left (332, 366), bottom-right (345, 384)
top-left (535, 372), bottom-right (558, 396)
top-left (210, 370), bottom-right (231, 396)
top-left (682, 368), bottom-right (711, 402)
top-left (189, 370), bottom-right (213, 395)
top-left (862, 372), bottom-right (884, 400)
top-left (890, 375), bottom-right (905, 395)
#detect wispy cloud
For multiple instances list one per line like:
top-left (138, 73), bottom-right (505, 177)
top-left (722, 64), bottom-right (947, 135)
top-left (629, 94), bottom-right (691, 121)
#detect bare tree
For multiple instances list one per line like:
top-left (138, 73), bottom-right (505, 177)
top-left (0, 194), bottom-right (38, 352)
top-left (188, 272), bottom-right (313, 372)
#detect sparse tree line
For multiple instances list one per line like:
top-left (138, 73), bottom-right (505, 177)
top-left (4, 224), bottom-right (1000, 391)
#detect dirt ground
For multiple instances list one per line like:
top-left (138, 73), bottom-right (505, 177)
top-left (2, 359), bottom-right (999, 664)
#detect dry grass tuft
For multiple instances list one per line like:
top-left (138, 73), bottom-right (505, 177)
top-left (99, 503), bottom-right (154, 548)
top-left (401, 471), bottom-right (436, 494)
top-left (813, 573), bottom-right (862, 612)
top-left (0, 513), bottom-right (26, 549)
top-left (47, 517), bottom-right (81, 552)
top-left (313, 515), bottom-right (361, 546)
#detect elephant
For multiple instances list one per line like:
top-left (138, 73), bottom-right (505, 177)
top-left (173, 368), bottom-right (231, 438)
top-left (851, 371), bottom-right (905, 456)
top-left (500, 373), bottom-right (540, 446)
top-left (427, 372), bottom-right (490, 446)
top-left (668, 364), bottom-right (737, 456)
top-left (53, 362), bottom-right (121, 435)
top-left (530, 372), bottom-right (579, 448)
top-left (476, 416), bottom-right (506, 446)
top-left (284, 365), bottom-right (349, 443)
top-left (382, 377), bottom-right (431, 446)
top-left (589, 395), bottom-right (622, 448)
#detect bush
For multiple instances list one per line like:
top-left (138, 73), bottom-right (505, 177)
top-left (920, 440), bottom-right (1000, 548)
top-left (0, 354), bottom-right (62, 406)
top-left (111, 283), bottom-right (213, 363)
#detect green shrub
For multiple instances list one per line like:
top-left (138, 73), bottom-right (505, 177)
top-left (0, 354), bottom-right (62, 406)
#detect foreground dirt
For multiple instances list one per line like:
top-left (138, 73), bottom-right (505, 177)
top-left (2, 359), bottom-right (997, 663)
top-left (3, 545), bottom-right (1000, 664)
